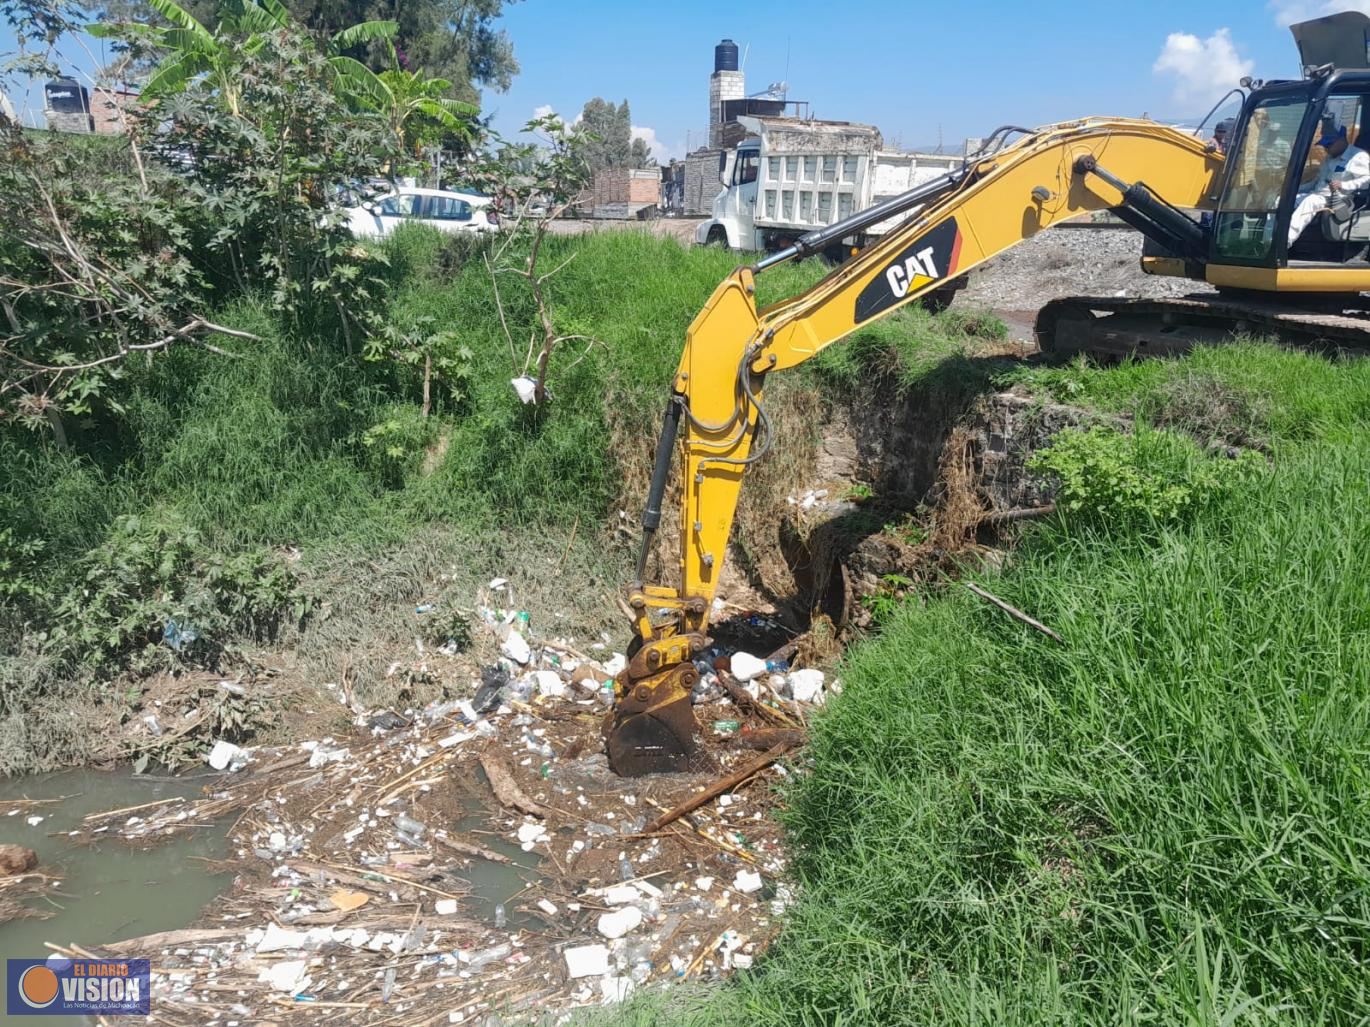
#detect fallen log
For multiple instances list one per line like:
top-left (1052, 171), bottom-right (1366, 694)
top-left (642, 741), bottom-right (797, 835)
top-left (478, 752), bottom-right (548, 818)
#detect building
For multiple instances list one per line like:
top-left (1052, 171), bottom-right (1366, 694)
top-left (708, 39), bottom-right (745, 149)
top-left (92, 87), bottom-right (140, 135)
top-left (683, 147), bottom-right (724, 216)
top-left (44, 79), bottom-right (93, 133)
top-left (591, 168), bottom-right (660, 219)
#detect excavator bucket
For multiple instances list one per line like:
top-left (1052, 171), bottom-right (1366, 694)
top-left (602, 664), bottom-right (699, 776)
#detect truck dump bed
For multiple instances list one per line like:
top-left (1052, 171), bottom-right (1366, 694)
top-left (742, 116), bottom-right (962, 239)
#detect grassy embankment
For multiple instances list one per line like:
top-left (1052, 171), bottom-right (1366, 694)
top-left (0, 227), bottom-right (988, 773)
top-left (606, 342), bottom-right (1370, 1025)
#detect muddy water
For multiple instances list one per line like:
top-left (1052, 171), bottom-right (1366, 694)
top-left (0, 769), bottom-right (547, 1022)
top-left (0, 769), bottom-right (232, 1025)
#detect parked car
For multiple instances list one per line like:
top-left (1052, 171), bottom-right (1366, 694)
top-left (345, 186), bottom-right (499, 239)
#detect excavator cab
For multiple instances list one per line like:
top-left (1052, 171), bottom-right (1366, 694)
top-left (1199, 11), bottom-right (1370, 281)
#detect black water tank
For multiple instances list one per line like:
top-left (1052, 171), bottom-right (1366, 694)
top-left (714, 39), bottom-right (739, 73)
top-left (44, 79), bottom-right (89, 114)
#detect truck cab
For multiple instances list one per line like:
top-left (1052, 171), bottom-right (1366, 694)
top-left (696, 145), bottom-right (761, 250)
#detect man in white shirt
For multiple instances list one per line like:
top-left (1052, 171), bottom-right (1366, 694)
top-left (1287, 122), bottom-right (1370, 248)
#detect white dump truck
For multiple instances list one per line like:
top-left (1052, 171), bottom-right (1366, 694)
top-left (696, 116), bottom-right (964, 261)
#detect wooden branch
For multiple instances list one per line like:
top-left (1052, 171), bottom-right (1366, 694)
top-left (430, 832), bottom-right (512, 865)
top-left (478, 752), bottom-right (548, 818)
top-left (979, 503), bottom-right (1057, 526)
top-left (4, 320), bottom-right (255, 378)
top-left (963, 581), bottom-right (1063, 643)
top-left (642, 741), bottom-right (797, 835)
top-left (483, 252), bottom-right (520, 372)
top-left (535, 251), bottom-right (578, 284)
top-left (719, 674), bottom-right (799, 729)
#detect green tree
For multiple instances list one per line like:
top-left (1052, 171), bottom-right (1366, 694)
top-left (630, 135), bottom-right (653, 168)
top-left (578, 96), bottom-right (631, 173)
top-left (472, 114), bottom-right (595, 405)
top-left (84, 0), bottom-right (520, 103)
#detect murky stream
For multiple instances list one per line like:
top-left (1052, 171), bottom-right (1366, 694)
top-left (0, 769), bottom-right (232, 1024)
top-left (0, 767), bottom-right (545, 1022)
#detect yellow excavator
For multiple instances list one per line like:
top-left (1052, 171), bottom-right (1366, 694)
top-left (604, 10), bottom-right (1370, 775)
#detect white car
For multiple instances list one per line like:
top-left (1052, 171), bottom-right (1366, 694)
top-left (345, 186), bottom-right (500, 239)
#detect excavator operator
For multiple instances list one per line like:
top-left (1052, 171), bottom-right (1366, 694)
top-left (1288, 116), bottom-right (1370, 247)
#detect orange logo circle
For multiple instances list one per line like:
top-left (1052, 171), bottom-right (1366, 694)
top-left (19, 965), bottom-right (59, 1008)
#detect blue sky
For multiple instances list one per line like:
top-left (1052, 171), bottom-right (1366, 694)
top-left (3, 1), bottom-right (1365, 156)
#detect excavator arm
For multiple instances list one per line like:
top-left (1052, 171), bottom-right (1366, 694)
top-left (605, 117), bottom-right (1223, 776)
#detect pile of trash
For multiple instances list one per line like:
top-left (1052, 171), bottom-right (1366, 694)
top-left (54, 581), bottom-right (832, 1024)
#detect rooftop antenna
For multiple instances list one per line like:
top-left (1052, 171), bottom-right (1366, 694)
top-left (783, 36), bottom-right (790, 101)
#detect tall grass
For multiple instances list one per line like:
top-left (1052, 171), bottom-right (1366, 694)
top-left (607, 343), bottom-right (1370, 1026)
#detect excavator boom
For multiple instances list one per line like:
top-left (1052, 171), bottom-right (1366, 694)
top-left (604, 117), bottom-right (1223, 776)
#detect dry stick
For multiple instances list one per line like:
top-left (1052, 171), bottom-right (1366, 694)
top-left (555, 513), bottom-right (580, 573)
top-left (683, 932), bottom-right (728, 980)
top-left (718, 675), bottom-right (799, 729)
top-left (642, 741), bottom-right (796, 835)
top-left (962, 581), bottom-right (1064, 643)
top-left (375, 750), bottom-right (455, 804)
top-left (82, 796), bottom-right (185, 822)
top-left (979, 502), bottom-right (1057, 526)
top-left (429, 831), bottom-right (513, 866)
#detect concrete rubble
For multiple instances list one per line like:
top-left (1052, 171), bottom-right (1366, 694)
top-left (46, 580), bottom-right (834, 1024)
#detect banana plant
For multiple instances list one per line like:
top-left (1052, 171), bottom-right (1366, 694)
top-left (91, 0), bottom-right (396, 117)
top-left (367, 66), bottom-right (477, 165)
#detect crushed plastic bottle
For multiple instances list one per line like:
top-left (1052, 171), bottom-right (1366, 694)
top-left (393, 813), bottom-right (426, 837)
top-left (462, 942), bottom-right (512, 971)
top-left (765, 658), bottom-right (790, 673)
top-left (381, 967), bottom-right (396, 1002)
top-left (494, 903), bottom-right (506, 928)
top-left (618, 854), bottom-right (633, 882)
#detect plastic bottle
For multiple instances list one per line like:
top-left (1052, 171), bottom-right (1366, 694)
top-left (463, 942), bottom-right (512, 971)
top-left (493, 903), bottom-right (506, 928)
top-left (618, 854), bottom-right (634, 881)
top-left (393, 813), bottom-right (426, 837)
top-left (381, 967), bottom-right (396, 1002)
top-left (765, 658), bottom-right (789, 673)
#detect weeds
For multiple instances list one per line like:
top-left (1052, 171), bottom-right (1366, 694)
top-left (1029, 424), bottom-right (1263, 527)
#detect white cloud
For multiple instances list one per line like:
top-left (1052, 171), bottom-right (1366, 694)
top-left (1153, 29), bottom-right (1254, 110)
top-left (1268, 0), bottom-right (1370, 26)
top-left (531, 104), bottom-right (556, 120)
top-left (631, 125), bottom-right (682, 162)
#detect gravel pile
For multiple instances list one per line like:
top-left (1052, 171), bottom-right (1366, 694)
top-left (962, 227), bottom-right (1215, 312)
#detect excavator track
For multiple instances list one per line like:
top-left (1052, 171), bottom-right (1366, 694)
top-left (1036, 294), bottom-right (1370, 360)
